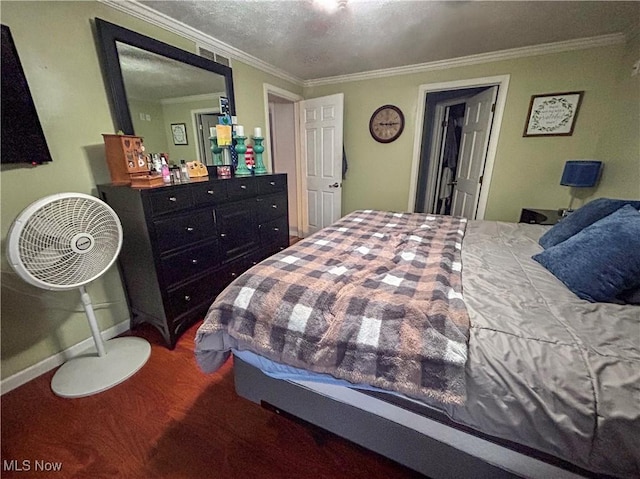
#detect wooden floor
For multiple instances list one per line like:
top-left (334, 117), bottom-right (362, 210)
top-left (1, 322), bottom-right (424, 478)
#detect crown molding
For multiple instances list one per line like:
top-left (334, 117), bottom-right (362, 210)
top-left (98, 1), bottom-right (627, 90)
top-left (303, 33), bottom-right (626, 87)
top-left (98, 0), bottom-right (304, 86)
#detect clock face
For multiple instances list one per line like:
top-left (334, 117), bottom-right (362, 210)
top-left (369, 105), bottom-right (404, 143)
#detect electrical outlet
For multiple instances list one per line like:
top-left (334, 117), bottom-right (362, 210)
top-left (632, 59), bottom-right (640, 77)
top-left (145, 114), bottom-right (151, 121)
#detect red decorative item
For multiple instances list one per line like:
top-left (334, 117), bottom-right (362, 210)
top-left (245, 145), bottom-right (255, 169)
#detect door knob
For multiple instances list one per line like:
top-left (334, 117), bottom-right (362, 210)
top-left (329, 182), bottom-right (340, 188)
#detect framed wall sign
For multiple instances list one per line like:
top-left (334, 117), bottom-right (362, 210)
top-left (523, 91), bottom-right (584, 137)
top-left (171, 123), bottom-right (188, 145)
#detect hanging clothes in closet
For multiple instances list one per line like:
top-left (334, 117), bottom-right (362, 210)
top-left (437, 113), bottom-right (463, 215)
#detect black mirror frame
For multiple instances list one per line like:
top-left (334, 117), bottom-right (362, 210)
top-left (94, 18), bottom-right (235, 135)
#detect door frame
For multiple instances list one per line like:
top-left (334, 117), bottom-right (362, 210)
top-left (190, 107), bottom-right (220, 163)
top-left (407, 75), bottom-right (510, 219)
top-left (262, 83), bottom-right (305, 237)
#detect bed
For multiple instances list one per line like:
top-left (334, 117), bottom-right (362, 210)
top-left (194, 208), bottom-right (640, 479)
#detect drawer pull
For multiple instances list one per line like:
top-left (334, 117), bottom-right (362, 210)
top-left (230, 272), bottom-right (237, 278)
top-left (169, 196), bottom-right (177, 202)
top-left (207, 190), bottom-right (214, 195)
top-left (240, 185), bottom-right (247, 190)
top-left (273, 227), bottom-right (280, 232)
top-left (271, 204), bottom-right (278, 209)
top-left (186, 227), bottom-right (194, 232)
top-left (270, 181), bottom-right (276, 186)
top-left (220, 233), bottom-right (227, 237)
top-left (184, 295), bottom-right (191, 302)
top-left (252, 261), bottom-right (258, 266)
top-left (191, 259), bottom-right (198, 264)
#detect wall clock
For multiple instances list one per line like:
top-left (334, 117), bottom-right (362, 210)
top-left (369, 104), bottom-right (405, 143)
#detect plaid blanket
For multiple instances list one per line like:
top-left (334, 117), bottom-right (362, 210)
top-left (196, 210), bottom-right (471, 405)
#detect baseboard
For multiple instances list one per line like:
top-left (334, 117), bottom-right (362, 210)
top-left (0, 320), bottom-right (131, 396)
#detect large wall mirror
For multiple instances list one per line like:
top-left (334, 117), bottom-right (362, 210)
top-left (95, 18), bottom-right (235, 166)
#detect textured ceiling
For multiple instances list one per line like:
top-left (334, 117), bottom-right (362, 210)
top-left (138, 0), bottom-right (640, 81)
top-left (117, 42), bottom-right (227, 101)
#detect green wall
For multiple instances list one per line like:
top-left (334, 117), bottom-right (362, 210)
top-left (595, 31), bottom-right (640, 200)
top-left (129, 98), bottom-right (170, 154)
top-left (0, 1), bottom-right (300, 381)
top-left (304, 40), bottom-right (640, 220)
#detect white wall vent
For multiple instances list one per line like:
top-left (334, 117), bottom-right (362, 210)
top-left (198, 46), bottom-right (231, 67)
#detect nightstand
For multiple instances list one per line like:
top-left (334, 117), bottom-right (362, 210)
top-left (519, 208), bottom-right (562, 225)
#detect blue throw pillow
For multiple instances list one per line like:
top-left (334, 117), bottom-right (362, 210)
top-left (538, 198), bottom-right (640, 249)
top-left (533, 205), bottom-right (640, 303)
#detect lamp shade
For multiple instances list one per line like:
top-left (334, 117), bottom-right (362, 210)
top-left (560, 160), bottom-right (602, 187)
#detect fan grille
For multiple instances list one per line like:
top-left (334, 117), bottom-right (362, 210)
top-left (18, 197), bottom-right (121, 287)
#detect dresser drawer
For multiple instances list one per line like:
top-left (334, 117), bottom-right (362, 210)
top-left (256, 193), bottom-right (288, 222)
top-left (148, 187), bottom-right (193, 216)
top-left (191, 181), bottom-right (227, 206)
top-left (256, 175), bottom-right (287, 195)
top-left (260, 215), bottom-right (289, 248)
top-left (216, 200), bottom-right (260, 262)
top-left (160, 240), bottom-right (219, 287)
top-left (167, 275), bottom-right (217, 319)
top-left (154, 209), bottom-right (216, 253)
top-left (227, 177), bottom-right (258, 200)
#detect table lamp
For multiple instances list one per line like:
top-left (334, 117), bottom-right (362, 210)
top-left (560, 160), bottom-right (602, 214)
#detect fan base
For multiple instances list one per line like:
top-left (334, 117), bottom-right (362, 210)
top-left (51, 337), bottom-right (151, 398)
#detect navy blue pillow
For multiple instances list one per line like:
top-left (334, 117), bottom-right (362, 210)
top-left (533, 205), bottom-right (640, 303)
top-left (538, 198), bottom-right (640, 249)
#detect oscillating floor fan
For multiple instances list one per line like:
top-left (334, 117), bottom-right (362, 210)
top-left (6, 192), bottom-right (150, 398)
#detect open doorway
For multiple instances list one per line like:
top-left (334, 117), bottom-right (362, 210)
top-left (263, 84), bottom-right (304, 238)
top-left (263, 85), bottom-right (344, 238)
top-left (408, 76), bottom-right (510, 220)
top-left (191, 108), bottom-right (219, 165)
top-left (416, 87), bottom-right (493, 215)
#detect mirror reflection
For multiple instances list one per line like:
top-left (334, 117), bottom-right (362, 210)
top-left (116, 42), bottom-right (226, 165)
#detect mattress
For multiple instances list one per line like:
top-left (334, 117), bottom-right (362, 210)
top-left (196, 218), bottom-right (640, 478)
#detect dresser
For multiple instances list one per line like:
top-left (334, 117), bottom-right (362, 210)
top-left (98, 174), bottom-right (289, 348)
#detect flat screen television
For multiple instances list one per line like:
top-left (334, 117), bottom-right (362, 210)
top-left (1, 24), bottom-right (53, 165)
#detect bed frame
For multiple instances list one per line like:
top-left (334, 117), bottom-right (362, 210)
top-left (234, 358), bottom-right (595, 479)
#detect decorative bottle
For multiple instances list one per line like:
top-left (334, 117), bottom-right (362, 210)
top-left (180, 160), bottom-right (190, 183)
top-left (161, 158), bottom-right (171, 184)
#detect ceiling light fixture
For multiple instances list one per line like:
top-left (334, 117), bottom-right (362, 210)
top-left (312, 0), bottom-right (348, 14)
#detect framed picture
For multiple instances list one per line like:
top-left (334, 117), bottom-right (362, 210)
top-left (171, 123), bottom-right (188, 145)
top-left (523, 91), bottom-right (584, 137)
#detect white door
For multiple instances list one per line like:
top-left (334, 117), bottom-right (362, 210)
top-left (451, 86), bottom-right (498, 219)
top-left (300, 93), bottom-right (344, 235)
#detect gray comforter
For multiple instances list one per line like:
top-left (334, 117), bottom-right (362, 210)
top-left (451, 220), bottom-right (639, 478)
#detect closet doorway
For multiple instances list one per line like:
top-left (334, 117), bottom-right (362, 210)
top-left (407, 75), bottom-right (510, 220)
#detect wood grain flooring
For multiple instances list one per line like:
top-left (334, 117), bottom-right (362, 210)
top-left (1, 322), bottom-right (425, 478)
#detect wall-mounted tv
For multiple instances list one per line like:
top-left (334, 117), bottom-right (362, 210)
top-left (1, 24), bottom-right (53, 165)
